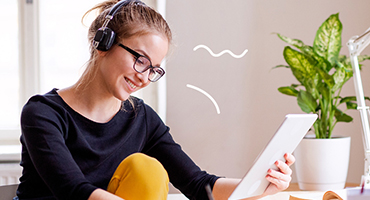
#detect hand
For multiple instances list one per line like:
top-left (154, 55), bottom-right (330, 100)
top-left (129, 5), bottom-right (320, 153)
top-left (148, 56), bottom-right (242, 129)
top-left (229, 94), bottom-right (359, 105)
top-left (263, 153), bottom-right (295, 196)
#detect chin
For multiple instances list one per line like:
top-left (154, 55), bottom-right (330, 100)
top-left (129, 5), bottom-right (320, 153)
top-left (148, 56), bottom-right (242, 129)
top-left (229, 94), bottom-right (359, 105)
top-left (114, 91), bottom-right (130, 102)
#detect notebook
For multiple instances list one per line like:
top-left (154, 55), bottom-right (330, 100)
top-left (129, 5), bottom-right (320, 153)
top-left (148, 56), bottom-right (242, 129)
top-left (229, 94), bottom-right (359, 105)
top-left (228, 114), bottom-right (318, 200)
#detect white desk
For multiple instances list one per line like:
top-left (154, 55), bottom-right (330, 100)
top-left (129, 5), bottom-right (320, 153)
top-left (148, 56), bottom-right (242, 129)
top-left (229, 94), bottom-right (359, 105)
top-left (260, 190), bottom-right (347, 200)
top-left (166, 183), bottom-right (359, 200)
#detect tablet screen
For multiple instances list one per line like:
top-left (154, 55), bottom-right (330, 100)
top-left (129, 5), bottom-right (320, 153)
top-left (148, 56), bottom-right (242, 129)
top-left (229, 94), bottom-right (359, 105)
top-left (228, 114), bottom-right (318, 200)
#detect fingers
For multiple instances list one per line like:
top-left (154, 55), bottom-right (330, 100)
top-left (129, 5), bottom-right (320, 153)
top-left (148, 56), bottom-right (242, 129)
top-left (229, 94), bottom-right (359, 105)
top-left (284, 153), bottom-right (296, 166)
top-left (266, 173), bottom-right (291, 191)
top-left (264, 153), bottom-right (295, 193)
top-left (278, 159), bottom-right (293, 176)
top-left (265, 159), bottom-right (293, 191)
top-left (266, 171), bottom-right (291, 190)
top-left (269, 160), bottom-right (292, 180)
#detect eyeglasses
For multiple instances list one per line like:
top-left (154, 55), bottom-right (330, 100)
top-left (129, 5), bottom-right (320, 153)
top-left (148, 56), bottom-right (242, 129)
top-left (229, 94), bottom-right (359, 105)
top-left (118, 43), bottom-right (165, 82)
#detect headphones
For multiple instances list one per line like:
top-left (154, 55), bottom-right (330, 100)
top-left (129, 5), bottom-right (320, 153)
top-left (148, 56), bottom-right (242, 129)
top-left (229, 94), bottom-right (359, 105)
top-left (93, 0), bottom-right (143, 51)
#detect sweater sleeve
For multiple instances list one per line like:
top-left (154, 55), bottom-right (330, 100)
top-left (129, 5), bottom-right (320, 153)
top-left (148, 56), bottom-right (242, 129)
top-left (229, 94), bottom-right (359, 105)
top-left (141, 104), bottom-right (220, 200)
top-left (20, 96), bottom-right (97, 200)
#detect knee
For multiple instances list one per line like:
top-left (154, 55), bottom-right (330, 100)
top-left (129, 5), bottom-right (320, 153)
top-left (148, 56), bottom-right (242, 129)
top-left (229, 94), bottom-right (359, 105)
top-left (108, 153), bottom-right (169, 198)
top-left (126, 153), bottom-right (166, 174)
top-left (117, 153), bottom-right (169, 183)
top-left (107, 153), bottom-right (169, 199)
top-left (124, 153), bottom-right (159, 167)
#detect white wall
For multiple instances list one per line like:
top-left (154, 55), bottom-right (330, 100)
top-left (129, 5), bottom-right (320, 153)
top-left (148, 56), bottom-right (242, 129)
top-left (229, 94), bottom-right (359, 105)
top-left (165, 0), bottom-right (370, 192)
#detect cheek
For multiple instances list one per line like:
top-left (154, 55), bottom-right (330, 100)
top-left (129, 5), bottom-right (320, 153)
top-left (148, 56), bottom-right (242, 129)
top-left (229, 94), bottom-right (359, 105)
top-left (99, 63), bottom-right (116, 82)
top-left (100, 59), bottom-right (129, 80)
top-left (142, 81), bottom-right (150, 88)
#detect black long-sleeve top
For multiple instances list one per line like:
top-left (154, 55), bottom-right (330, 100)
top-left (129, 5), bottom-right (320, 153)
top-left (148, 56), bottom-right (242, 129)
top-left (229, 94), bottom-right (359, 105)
top-left (17, 89), bottom-right (219, 200)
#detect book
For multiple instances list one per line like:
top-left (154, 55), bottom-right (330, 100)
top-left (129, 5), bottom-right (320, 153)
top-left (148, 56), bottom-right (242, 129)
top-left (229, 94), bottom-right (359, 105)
top-left (289, 188), bottom-right (370, 200)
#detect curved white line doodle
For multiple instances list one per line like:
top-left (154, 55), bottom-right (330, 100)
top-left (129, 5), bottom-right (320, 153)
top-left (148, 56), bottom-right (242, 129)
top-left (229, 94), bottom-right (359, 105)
top-left (193, 44), bottom-right (248, 59)
top-left (186, 84), bottom-right (221, 114)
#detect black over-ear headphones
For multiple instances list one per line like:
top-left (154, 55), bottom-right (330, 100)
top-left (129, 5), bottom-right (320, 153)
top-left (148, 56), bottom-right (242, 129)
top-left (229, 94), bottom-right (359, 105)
top-left (93, 0), bottom-right (143, 51)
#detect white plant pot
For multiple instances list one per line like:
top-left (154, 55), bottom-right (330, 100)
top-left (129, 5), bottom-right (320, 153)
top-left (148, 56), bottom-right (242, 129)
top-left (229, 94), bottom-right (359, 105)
top-left (294, 136), bottom-right (351, 191)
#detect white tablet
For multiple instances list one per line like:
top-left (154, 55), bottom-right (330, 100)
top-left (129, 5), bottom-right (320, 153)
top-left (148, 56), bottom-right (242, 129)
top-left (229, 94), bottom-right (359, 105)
top-left (228, 114), bottom-right (318, 200)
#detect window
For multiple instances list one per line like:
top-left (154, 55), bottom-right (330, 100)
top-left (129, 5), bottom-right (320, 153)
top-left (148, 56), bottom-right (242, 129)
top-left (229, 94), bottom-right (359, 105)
top-left (0, 0), bottom-right (166, 143)
top-left (39, 0), bottom-right (102, 93)
top-left (0, 1), bottom-right (19, 130)
top-left (0, 0), bottom-right (102, 142)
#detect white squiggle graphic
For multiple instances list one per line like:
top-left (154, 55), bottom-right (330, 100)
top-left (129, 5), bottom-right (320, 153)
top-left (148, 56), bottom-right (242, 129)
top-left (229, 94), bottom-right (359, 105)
top-left (193, 44), bottom-right (248, 58)
top-left (186, 84), bottom-right (220, 114)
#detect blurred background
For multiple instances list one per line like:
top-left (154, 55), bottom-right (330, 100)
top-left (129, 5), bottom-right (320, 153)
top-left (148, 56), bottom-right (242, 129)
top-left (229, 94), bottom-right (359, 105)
top-left (165, 0), bottom-right (370, 193)
top-left (1, 0), bottom-right (370, 193)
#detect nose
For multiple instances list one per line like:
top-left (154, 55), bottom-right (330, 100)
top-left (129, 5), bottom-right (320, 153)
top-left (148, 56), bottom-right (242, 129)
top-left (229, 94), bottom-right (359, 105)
top-left (136, 70), bottom-right (150, 84)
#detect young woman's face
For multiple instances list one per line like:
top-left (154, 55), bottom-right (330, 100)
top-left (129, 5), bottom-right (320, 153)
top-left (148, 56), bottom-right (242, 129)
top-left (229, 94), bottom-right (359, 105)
top-left (98, 33), bottom-right (169, 101)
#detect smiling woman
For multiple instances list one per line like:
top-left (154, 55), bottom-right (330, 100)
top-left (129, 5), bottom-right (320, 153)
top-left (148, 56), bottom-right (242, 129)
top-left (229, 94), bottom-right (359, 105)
top-left (15, 1), bottom-right (295, 200)
top-left (0, 0), bottom-right (159, 142)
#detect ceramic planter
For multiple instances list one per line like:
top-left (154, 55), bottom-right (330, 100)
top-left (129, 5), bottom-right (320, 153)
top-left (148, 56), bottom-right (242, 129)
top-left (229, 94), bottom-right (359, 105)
top-left (294, 136), bottom-right (351, 191)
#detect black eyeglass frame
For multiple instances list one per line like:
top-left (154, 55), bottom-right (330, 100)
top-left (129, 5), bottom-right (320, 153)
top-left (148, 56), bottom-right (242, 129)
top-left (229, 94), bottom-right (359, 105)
top-left (118, 43), bottom-right (165, 82)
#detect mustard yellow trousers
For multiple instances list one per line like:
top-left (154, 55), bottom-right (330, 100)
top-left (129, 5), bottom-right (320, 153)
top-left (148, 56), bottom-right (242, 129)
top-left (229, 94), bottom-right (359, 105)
top-left (107, 153), bottom-right (169, 200)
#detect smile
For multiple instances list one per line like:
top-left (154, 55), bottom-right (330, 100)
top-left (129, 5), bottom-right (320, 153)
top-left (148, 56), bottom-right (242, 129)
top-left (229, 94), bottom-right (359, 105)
top-left (125, 78), bottom-right (137, 90)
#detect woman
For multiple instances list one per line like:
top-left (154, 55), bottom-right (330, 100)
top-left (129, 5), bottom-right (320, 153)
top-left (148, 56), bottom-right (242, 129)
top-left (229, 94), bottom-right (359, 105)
top-left (16, 0), bottom-right (295, 200)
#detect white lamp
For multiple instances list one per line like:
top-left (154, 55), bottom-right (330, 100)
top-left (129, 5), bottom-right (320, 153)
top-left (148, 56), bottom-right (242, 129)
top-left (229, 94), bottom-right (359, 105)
top-left (347, 27), bottom-right (370, 188)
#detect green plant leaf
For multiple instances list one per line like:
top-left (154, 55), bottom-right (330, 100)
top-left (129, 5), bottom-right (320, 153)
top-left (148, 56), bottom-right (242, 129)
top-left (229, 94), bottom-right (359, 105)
top-left (276, 33), bottom-right (319, 65)
top-left (338, 55), bottom-right (352, 67)
top-left (274, 13), bottom-right (370, 138)
top-left (272, 65), bottom-right (290, 69)
top-left (297, 90), bottom-right (317, 113)
top-left (313, 13), bottom-right (342, 66)
top-left (276, 33), bottom-right (304, 49)
top-left (340, 96), bottom-right (370, 103)
top-left (332, 67), bottom-right (346, 91)
top-left (335, 108), bottom-right (353, 122)
top-left (304, 77), bottom-right (320, 99)
top-left (346, 102), bottom-right (357, 110)
top-left (284, 47), bottom-right (306, 72)
top-left (340, 96), bottom-right (370, 109)
top-left (319, 84), bottom-right (330, 103)
top-left (290, 67), bottom-right (305, 84)
top-left (318, 85), bottom-right (331, 122)
top-left (317, 68), bottom-right (335, 88)
top-left (283, 46), bottom-right (316, 85)
top-left (278, 86), bottom-right (299, 97)
top-left (335, 56), bottom-right (354, 82)
top-left (358, 55), bottom-right (370, 63)
top-left (339, 96), bottom-right (356, 104)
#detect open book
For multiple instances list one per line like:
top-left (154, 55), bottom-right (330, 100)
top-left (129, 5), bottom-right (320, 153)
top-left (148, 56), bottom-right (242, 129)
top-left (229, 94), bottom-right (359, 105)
top-left (289, 188), bottom-right (370, 200)
top-left (289, 191), bottom-right (344, 200)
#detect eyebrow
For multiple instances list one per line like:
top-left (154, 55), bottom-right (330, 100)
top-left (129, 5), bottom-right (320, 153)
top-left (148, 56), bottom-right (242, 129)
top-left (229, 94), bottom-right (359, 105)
top-left (135, 49), bottom-right (150, 59)
top-left (136, 49), bottom-right (162, 68)
top-left (119, 43), bottom-right (162, 68)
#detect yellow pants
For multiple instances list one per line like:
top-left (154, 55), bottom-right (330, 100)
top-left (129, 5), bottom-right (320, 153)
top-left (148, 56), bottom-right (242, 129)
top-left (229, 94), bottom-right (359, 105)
top-left (107, 153), bottom-right (169, 200)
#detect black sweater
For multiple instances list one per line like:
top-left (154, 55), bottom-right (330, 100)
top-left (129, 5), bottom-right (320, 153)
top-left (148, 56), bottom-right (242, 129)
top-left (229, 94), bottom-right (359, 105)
top-left (17, 89), bottom-right (219, 200)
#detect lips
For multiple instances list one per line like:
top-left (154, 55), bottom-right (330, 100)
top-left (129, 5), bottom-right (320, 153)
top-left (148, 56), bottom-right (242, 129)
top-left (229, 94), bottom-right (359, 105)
top-left (125, 77), bottom-right (137, 90)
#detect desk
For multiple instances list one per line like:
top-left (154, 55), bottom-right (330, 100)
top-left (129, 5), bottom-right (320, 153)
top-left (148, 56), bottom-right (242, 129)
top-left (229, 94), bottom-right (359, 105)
top-left (258, 182), bottom-right (360, 200)
top-left (286, 183), bottom-right (359, 191)
top-left (166, 183), bottom-right (361, 200)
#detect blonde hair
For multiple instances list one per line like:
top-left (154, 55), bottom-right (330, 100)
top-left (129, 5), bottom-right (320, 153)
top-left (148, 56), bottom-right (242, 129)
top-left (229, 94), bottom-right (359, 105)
top-left (77, 0), bottom-right (172, 92)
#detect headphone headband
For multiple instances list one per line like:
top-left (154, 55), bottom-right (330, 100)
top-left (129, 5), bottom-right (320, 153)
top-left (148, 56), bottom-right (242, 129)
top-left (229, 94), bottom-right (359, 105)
top-left (93, 0), bottom-right (144, 51)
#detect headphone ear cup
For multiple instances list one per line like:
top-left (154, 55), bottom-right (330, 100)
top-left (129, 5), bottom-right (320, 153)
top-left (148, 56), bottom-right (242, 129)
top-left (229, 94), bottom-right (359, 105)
top-left (93, 27), bottom-right (116, 51)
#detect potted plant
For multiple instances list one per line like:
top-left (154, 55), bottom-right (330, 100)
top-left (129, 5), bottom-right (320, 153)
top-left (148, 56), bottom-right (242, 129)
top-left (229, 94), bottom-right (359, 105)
top-left (274, 13), bottom-right (370, 190)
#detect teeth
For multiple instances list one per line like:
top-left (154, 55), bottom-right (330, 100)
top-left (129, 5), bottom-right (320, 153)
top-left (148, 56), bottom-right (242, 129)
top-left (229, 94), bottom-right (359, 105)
top-left (125, 78), bottom-right (137, 89)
